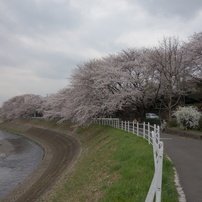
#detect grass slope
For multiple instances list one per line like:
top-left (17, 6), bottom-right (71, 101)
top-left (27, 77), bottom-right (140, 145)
top-left (0, 120), bottom-right (178, 201)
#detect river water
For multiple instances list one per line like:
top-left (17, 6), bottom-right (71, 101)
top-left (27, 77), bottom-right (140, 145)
top-left (0, 130), bottom-right (44, 198)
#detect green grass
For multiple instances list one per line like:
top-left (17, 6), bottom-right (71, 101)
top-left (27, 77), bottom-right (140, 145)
top-left (0, 120), bottom-right (179, 201)
top-left (169, 126), bottom-right (202, 135)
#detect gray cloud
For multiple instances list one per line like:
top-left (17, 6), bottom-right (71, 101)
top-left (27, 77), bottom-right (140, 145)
top-left (0, 0), bottom-right (202, 106)
top-left (136, 0), bottom-right (202, 19)
top-left (0, 0), bottom-right (82, 35)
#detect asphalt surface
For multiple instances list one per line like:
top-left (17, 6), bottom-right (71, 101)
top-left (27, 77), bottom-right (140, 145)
top-left (0, 127), bottom-right (81, 202)
top-left (161, 132), bottom-right (202, 202)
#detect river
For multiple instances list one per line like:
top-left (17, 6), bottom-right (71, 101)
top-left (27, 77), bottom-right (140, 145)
top-left (0, 130), bottom-right (44, 198)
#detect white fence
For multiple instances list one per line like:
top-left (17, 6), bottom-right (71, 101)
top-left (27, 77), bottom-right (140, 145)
top-left (94, 118), bottom-right (164, 202)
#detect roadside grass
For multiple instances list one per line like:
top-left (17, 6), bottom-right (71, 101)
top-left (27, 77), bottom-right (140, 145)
top-left (0, 120), bottom-right (178, 201)
top-left (167, 126), bottom-right (202, 140)
top-left (68, 125), bottom-right (154, 202)
top-left (171, 127), bottom-right (202, 134)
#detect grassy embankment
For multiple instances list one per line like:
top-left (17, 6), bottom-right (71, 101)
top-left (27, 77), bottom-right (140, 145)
top-left (0, 119), bottom-right (178, 202)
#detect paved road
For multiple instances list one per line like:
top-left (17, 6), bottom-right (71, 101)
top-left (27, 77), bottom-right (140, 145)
top-left (0, 127), bottom-right (81, 202)
top-left (161, 133), bottom-right (202, 202)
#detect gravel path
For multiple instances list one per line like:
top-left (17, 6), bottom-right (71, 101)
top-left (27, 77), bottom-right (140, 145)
top-left (0, 126), bottom-right (81, 202)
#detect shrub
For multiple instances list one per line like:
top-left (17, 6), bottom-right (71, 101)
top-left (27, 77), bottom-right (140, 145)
top-left (173, 106), bottom-right (201, 130)
top-left (168, 119), bottom-right (178, 128)
top-left (199, 117), bottom-right (202, 131)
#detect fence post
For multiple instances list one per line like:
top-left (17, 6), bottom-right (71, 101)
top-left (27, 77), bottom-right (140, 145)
top-left (154, 124), bottom-right (156, 145)
top-left (145, 131), bottom-right (158, 202)
top-left (148, 122), bottom-right (150, 144)
top-left (157, 125), bottom-right (160, 142)
top-left (143, 122), bottom-right (145, 139)
top-left (137, 122), bottom-right (139, 136)
top-left (128, 121), bottom-right (130, 132)
top-left (133, 121), bottom-right (134, 134)
top-left (152, 131), bottom-right (157, 169)
top-left (156, 142), bottom-right (164, 202)
top-left (125, 121), bottom-right (127, 131)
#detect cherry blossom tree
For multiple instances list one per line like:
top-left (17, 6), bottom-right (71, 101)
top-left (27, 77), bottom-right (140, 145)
top-left (112, 48), bottom-right (161, 120)
top-left (60, 35), bottom-right (201, 124)
top-left (149, 36), bottom-right (198, 122)
top-left (42, 88), bottom-right (70, 121)
top-left (57, 58), bottom-right (121, 124)
top-left (1, 33), bottom-right (201, 125)
top-left (185, 32), bottom-right (202, 81)
top-left (0, 94), bottom-right (43, 119)
top-left (57, 48), bottom-right (161, 124)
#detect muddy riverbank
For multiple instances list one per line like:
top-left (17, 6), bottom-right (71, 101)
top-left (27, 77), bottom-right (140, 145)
top-left (0, 121), bottom-right (81, 202)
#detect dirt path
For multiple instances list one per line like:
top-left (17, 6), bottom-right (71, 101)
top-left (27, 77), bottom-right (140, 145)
top-left (0, 127), bottom-right (81, 202)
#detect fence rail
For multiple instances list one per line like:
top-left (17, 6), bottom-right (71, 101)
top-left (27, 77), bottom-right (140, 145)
top-left (94, 118), bottom-right (164, 202)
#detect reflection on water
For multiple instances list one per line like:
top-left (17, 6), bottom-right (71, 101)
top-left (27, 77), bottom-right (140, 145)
top-left (0, 130), bottom-right (44, 198)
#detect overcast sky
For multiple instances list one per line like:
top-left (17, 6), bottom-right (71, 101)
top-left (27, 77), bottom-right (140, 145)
top-left (0, 0), bottom-right (202, 106)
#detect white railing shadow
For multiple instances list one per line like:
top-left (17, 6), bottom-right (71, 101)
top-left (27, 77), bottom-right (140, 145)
top-left (94, 118), bottom-right (164, 202)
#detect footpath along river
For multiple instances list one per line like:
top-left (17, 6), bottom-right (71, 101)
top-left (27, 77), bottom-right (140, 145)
top-left (0, 130), bottom-right (44, 198)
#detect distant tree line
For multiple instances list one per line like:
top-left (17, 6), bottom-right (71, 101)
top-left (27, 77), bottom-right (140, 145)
top-left (0, 32), bottom-right (202, 125)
